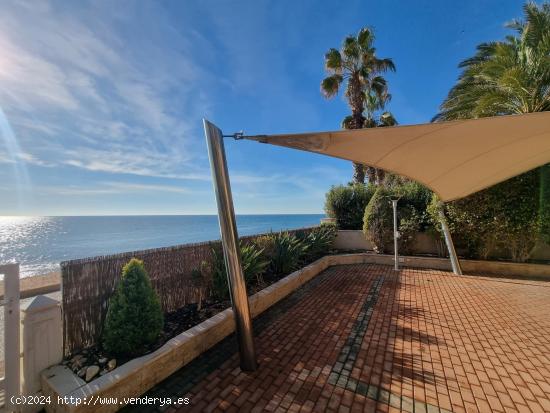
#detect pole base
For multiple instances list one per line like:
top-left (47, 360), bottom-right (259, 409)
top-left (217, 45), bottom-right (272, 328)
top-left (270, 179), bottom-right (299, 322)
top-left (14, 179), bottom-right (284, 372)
top-left (240, 359), bottom-right (258, 372)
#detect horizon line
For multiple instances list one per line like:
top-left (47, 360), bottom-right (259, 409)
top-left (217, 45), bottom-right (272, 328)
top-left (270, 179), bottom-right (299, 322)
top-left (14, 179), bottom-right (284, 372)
top-left (0, 212), bottom-right (326, 218)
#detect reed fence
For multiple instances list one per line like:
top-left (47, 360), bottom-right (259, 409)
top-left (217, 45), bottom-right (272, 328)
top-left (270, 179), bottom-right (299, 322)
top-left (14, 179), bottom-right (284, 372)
top-left (61, 227), bottom-right (316, 355)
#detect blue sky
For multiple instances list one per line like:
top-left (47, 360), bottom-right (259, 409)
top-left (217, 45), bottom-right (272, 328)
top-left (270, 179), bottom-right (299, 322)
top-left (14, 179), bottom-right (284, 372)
top-left (0, 0), bottom-right (527, 216)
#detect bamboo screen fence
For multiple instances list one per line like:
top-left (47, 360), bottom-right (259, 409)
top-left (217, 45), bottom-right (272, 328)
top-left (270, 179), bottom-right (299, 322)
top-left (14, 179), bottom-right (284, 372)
top-left (61, 227), bottom-right (316, 355)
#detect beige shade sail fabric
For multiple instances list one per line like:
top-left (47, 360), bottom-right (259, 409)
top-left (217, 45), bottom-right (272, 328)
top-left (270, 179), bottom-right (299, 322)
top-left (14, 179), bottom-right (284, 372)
top-left (244, 112), bottom-right (550, 202)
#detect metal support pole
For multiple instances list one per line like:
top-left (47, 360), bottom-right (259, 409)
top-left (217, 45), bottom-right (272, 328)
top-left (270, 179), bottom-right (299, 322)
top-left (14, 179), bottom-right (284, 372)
top-left (392, 199), bottom-right (399, 271)
top-left (2, 263), bottom-right (20, 412)
top-left (203, 119), bottom-right (257, 371)
top-left (437, 203), bottom-right (463, 275)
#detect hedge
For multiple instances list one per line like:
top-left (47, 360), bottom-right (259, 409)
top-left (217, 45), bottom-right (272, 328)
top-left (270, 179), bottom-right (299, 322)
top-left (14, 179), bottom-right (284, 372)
top-left (325, 184), bottom-right (376, 229)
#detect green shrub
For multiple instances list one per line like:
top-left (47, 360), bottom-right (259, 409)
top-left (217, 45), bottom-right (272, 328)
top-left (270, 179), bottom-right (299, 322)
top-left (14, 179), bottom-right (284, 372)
top-left (360, 169), bottom-right (540, 262)
top-left (539, 164), bottom-right (550, 244)
top-left (103, 259), bottom-right (163, 356)
top-left (428, 170), bottom-right (540, 262)
top-left (363, 182), bottom-right (432, 254)
top-left (427, 193), bottom-right (483, 258)
top-left (325, 184), bottom-right (376, 229)
top-left (259, 231), bottom-right (306, 276)
top-left (211, 243), bottom-right (269, 300)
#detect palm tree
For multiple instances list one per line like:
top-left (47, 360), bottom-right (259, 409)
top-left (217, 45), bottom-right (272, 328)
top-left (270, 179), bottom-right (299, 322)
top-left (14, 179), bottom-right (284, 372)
top-left (434, 2), bottom-right (550, 121)
top-left (434, 1), bottom-right (550, 248)
top-left (321, 27), bottom-right (395, 184)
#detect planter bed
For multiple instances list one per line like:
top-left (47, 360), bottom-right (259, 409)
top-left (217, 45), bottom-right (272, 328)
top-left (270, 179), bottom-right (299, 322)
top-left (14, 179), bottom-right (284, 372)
top-left (41, 256), bottom-right (331, 413)
top-left (58, 301), bottom-right (231, 382)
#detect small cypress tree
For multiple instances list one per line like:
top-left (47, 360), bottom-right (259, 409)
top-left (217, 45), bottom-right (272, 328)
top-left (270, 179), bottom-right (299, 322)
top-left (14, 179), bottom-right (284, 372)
top-left (103, 258), bottom-right (163, 356)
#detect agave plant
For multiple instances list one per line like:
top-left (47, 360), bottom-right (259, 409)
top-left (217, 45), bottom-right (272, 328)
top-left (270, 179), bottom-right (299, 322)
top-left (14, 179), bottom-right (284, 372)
top-left (298, 225), bottom-right (337, 262)
top-left (240, 243), bottom-right (269, 286)
top-left (264, 231), bottom-right (307, 276)
top-left (211, 242), bottom-right (269, 300)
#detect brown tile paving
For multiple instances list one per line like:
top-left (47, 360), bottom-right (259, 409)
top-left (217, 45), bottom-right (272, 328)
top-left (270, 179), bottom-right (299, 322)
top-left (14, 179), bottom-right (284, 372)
top-left (144, 264), bottom-right (550, 412)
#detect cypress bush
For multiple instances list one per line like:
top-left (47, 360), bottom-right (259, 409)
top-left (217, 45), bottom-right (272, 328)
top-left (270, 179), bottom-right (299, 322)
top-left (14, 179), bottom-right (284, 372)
top-left (325, 184), bottom-right (376, 229)
top-left (363, 186), bottom-right (394, 253)
top-left (103, 259), bottom-right (163, 356)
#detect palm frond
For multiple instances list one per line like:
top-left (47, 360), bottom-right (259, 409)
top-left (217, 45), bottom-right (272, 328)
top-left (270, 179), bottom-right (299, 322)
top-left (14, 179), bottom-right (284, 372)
top-left (321, 74), bottom-right (343, 98)
top-left (379, 112), bottom-right (398, 127)
top-left (357, 27), bottom-right (375, 50)
top-left (341, 115), bottom-right (354, 129)
top-left (325, 48), bottom-right (343, 72)
top-left (374, 57), bottom-right (396, 72)
top-left (343, 35), bottom-right (359, 60)
top-left (370, 76), bottom-right (390, 103)
top-left (435, 1), bottom-right (550, 121)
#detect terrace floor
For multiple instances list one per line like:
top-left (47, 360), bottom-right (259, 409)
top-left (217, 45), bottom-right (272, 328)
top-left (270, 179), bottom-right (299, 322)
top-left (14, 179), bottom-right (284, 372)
top-left (131, 264), bottom-right (550, 413)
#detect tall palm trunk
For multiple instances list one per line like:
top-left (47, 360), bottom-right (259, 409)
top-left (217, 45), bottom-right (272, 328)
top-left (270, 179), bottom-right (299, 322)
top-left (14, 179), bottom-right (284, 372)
top-left (366, 167), bottom-right (376, 184)
top-left (376, 168), bottom-right (386, 184)
top-left (349, 75), bottom-right (366, 184)
top-left (351, 100), bottom-right (366, 184)
top-left (353, 163), bottom-right (366, 184)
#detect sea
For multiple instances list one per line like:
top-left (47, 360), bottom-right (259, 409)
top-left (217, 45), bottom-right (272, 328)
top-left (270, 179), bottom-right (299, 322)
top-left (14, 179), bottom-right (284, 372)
top-left (0, 214), bottom-right (324, 278)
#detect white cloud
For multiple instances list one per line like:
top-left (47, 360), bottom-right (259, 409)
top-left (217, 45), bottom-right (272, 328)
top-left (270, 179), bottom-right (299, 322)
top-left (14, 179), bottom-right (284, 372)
top-left (0, 1), bottom-right (211, 182)
top-left (46, 181), bottom-right (192, 196)
top-left (0, 1), bottom-right (342, 215)
top-left (15, 152), bottom-right (54, 167)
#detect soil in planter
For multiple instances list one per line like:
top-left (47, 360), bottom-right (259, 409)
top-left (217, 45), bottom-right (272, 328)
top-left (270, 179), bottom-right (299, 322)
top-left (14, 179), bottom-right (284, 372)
top-left (64, 299), bottom-right (231, 381)
top-left (155, 300), bottom-right (231, 347)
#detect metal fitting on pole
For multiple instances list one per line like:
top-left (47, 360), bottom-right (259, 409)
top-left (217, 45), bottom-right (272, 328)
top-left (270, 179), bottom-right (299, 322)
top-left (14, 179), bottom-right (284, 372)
top-left (203, 119), bottom-right (257, 371)
top-left (437, 202), bottom-right (463, 275)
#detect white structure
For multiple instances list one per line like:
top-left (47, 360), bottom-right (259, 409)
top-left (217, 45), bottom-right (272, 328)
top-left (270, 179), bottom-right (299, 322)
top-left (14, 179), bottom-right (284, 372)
top-left (1, 263), bottom-right (20, 413)
top-left (1, 262), bottom-right (63, 413)
top-left (20, 296), bottom-right (63, 413)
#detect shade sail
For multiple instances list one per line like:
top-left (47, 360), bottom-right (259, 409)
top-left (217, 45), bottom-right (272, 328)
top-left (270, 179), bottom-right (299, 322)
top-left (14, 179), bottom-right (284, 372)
top-left (244, 112), bottom-right (550, 201)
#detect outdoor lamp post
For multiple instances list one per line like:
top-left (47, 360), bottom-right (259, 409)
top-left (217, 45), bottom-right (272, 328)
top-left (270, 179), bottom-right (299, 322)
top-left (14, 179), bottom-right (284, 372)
top-left (391, 198), bottom-right (400, 271)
